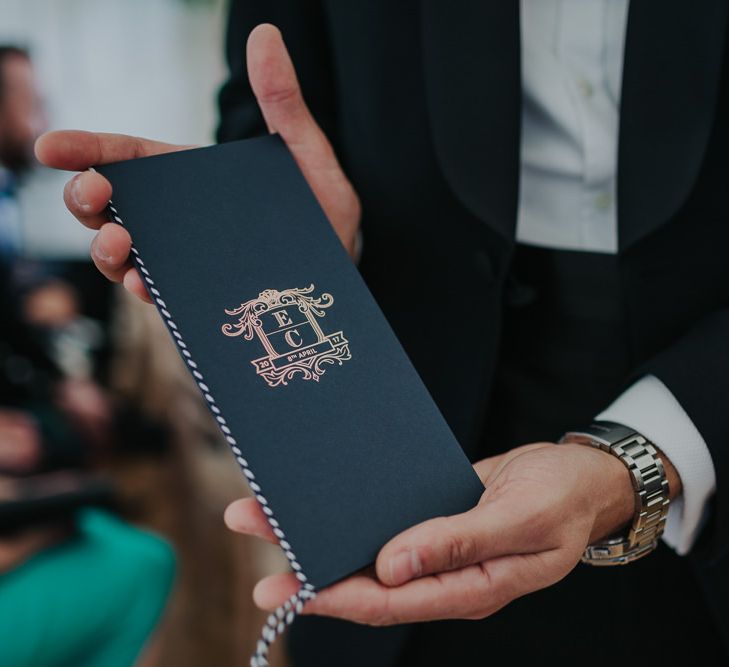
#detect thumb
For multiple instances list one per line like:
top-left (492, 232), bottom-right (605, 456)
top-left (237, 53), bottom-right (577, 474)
top-left (246, 24), bottom-right (360, 248)
top-left (376, 500), bottom-right (536, 587)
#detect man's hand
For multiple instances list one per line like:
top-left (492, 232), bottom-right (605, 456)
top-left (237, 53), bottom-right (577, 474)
top-left (224, 442), bottom-right (646, 625)
top-left (34, 24), bottom-right (361, 303)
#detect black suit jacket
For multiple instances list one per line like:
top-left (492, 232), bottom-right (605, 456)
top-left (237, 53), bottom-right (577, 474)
top-left (217, 0), bottom-right (729, 656)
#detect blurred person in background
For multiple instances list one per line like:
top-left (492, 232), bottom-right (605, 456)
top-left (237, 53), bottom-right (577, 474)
top-left (0, 45), bottom-right (42, 221)
top-left (0, 45), bottom-right (40, 258)
top-left (1, 45), bottom-right (109, 404)
top-left (0, 45), bottom-right (176, 667)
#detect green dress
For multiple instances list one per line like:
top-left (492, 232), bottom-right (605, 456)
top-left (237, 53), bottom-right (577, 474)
top-left (0, 509), bottom-right (176, 667)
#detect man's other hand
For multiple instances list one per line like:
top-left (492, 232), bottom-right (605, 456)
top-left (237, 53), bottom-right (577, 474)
top-left (224, 442), bottom-right (648, 624)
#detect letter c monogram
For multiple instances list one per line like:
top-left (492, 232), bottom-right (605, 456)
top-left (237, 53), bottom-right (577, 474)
top-left (284, 328), bottom-right (303, 348)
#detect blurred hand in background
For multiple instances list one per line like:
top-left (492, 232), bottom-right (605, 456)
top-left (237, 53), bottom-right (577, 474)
top-left (0, 409), bottom-right (41, 474)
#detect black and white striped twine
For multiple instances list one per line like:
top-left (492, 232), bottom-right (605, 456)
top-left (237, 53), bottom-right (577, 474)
top-left (106, 200), bottom-right (316, 667)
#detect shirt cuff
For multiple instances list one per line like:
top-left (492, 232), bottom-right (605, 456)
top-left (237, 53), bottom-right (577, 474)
top-left (596, 374), bottom-right (716, 555)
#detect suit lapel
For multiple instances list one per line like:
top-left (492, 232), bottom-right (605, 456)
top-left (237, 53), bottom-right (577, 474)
top-left (420, 1), bottom-right (729, 248)
top-left (420, 0), bottom-right (521, 241)
top-left (618, 0), bottom-right (729, 250)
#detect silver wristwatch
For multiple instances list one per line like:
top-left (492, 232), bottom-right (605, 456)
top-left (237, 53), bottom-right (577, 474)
top-left (560, 421), bottom-right (670, 566)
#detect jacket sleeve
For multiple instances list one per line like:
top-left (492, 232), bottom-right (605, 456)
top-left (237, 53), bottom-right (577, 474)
top-left (216, 0), bottom-right (338, 144)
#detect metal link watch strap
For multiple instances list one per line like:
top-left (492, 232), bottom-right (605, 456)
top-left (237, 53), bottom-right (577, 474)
top-left (560, 421), bottom-right (670, 566)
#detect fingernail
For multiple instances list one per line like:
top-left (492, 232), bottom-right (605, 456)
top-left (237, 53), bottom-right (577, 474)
top-left (91, 236), bottom-right (112, 263)
top-left (71, 175), bottom-right (91, 212)
top-left (388, 550), bottom-right (421, 586)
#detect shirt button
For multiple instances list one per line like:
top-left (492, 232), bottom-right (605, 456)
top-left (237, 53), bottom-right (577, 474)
top-left (577, 77), bottom-right (594, 99)
top-left (595, 192), bottom-right (612, 210)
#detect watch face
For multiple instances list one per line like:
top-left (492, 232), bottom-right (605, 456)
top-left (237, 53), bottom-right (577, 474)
top-left (590, 421), bottom-right (637, 445)
top-left (559, 433), bottom-right (605, 450)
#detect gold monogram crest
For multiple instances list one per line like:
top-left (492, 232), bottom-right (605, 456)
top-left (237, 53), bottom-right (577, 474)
top-left (221, 285), bottom-right (351, 387)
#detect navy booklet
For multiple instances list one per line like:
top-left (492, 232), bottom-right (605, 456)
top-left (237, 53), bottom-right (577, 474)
top-left (96, 134), bottom-right (483, 646)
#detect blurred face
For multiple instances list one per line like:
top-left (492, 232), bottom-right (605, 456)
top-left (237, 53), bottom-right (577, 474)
top-left (0, 55), bottom-right (46, 173)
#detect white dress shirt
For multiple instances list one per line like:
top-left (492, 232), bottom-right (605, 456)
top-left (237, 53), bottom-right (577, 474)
top-left (518, 0), bottom-right (717, 554)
